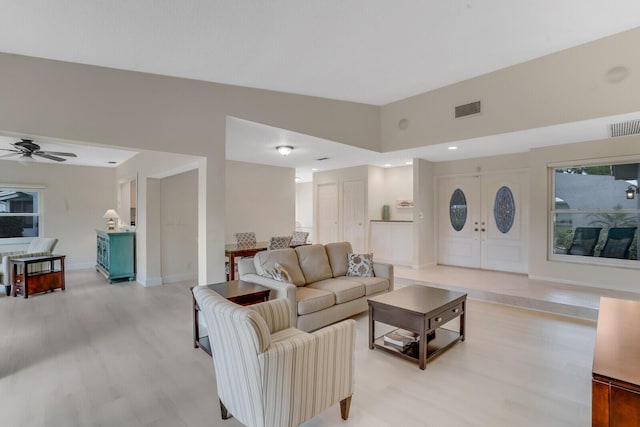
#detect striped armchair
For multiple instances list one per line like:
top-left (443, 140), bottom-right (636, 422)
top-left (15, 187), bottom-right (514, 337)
top-left (192, 286), bottom-right (355, 427)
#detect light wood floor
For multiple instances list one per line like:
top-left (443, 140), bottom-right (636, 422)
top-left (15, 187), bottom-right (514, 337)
top-left (0, 269), bottom-right (596, 426)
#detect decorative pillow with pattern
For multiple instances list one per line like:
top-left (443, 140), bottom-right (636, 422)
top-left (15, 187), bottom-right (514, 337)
top-left (268, 263), bottom-right (293, 283)
top-left (346, 253), bottom-right (374, 277)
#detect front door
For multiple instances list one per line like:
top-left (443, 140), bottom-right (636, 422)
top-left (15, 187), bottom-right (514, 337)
top-left (438, 171), bottom-right (528, 273)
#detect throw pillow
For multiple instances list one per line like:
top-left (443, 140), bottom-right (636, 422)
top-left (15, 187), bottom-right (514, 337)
top-left (346, 253), bottom-right (374, 277)
top-left (269, 263), bottom-right (293, 283)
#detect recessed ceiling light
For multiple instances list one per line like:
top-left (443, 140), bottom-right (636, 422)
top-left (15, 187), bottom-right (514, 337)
top-left (311, 168), bottom-right (318, 172)
top-left (448, 146), bottom-right (458, 150)
top-left (384, 164), bottom-right (391, 168)
top-left (295, 176), bottom-right (301, 183)
top-left (108, 161), bottom-right (117, 164)
top-left (405, 161), bottom-right (413, 165)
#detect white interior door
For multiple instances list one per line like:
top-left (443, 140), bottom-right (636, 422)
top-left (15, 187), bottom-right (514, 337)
top-left (438, 172), bottom-right (528, 273)
top-left (438, 176), bottom-right (481, 268)
top-left (481, 172), bottom-right (528, 273)
top-left (342, 179), bottom-right (365, 252)
top-left (316, 183), bottom-right (338, 244)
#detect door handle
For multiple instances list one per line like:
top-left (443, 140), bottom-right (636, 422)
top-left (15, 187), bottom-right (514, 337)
top-left (474, 228), bottom-right (479, 232)
top-left (481, 228), bottom-right (486, 232)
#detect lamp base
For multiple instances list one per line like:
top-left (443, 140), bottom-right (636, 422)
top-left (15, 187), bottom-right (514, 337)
top-left (107, 219), bottom-right (116, 231)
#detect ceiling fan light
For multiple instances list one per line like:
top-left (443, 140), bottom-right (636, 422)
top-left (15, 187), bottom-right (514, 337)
top-left (276, 145), bottom-right (294, 156)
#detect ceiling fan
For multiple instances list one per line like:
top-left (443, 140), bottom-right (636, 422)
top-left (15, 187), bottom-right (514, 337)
top-left (0, 139), bottom-right (78, 162)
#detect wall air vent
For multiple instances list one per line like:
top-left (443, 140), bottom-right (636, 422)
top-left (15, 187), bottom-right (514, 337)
top-left (609, 119), bottom-right (640, 137)
top-left (316, 157), bottom-right (329, 161)
top-left (455, 100), bottom-right (481, 119)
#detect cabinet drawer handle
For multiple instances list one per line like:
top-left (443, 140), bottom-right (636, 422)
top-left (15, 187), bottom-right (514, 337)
top-left (453, 308), bottom-right (459, 313)
top-left (435, 317), bottom-right (442, 323)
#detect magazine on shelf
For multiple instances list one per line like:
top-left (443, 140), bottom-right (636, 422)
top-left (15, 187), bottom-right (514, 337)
top-left (383, 329), bottom-right (419, 348)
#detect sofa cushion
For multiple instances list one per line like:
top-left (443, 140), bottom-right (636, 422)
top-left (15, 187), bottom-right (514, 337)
top-left (307, 278), bottom-right (365, 304)
top-left (254, 248), bottom-right (306, 286)
top-left (296, 287), bottom-right (335, 315)
top-left (341, 276), bottom-right (390, 296)
top-left (295, 244), bottom-right (333, 284)
top-left (324, 242), bottom-right (352, 277)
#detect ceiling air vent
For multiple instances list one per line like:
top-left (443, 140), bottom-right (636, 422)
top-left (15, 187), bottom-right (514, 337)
top-left (316, 157), bottom-right (329, 161)
top-left (609, 119), bottom-right (640, 137)
top-left (455, 100), bottom-right (481, 119)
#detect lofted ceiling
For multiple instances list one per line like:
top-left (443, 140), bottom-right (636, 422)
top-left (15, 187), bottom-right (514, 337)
top-left (1, 1), bottom-right (640, 177)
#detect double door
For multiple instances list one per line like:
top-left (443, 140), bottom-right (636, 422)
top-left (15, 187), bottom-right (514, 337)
top-left (437, 172), bottom-right (528, 273)
top-left (316, 180), bottom-right (365, 253)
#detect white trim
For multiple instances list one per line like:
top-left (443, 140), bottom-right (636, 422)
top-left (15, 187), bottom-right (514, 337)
top-left (548, 254), bottom-right (640, 270)
top-left (528, 274), bottom-right (640, 293)
top-left (162, 272), bottom-right (198, 284)
top-left (547, 154), bottom-right (640, 169)
top-left (0, 183), bottom-right (46, 189)
top-left (434, 167), bottom-right (530, 180)
top-left (137, 275), bottom-right (163, 287)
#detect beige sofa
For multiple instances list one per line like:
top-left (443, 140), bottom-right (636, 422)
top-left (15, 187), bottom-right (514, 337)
top-left (0, 237), bottom-right (58, 296)
top-left (238, 242), bottom-right (393, 332)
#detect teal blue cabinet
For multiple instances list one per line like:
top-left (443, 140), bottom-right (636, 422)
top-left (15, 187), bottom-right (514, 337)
top-left (96, 230), bottom-right (136, 283)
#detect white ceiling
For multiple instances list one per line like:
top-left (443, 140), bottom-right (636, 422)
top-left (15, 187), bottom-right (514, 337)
top-left (1, 2), bottom-right (640, 177)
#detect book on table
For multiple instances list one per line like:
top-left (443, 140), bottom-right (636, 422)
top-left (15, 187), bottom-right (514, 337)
top-left (383, 329), bottom-right (419, 348)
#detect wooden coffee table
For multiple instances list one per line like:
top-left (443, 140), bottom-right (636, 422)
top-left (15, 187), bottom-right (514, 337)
top-left (192, 280), bottom-right (270, 356)
top-left (368, 285), bottom-right (466, 370)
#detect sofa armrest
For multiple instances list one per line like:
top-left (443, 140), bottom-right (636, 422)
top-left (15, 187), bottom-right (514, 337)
top-left (239, 273), bottom-right (298, 327)
top-left (373, 262), bottom-right (394, 291)
top-left (250, 298), bottom-right (291, 333)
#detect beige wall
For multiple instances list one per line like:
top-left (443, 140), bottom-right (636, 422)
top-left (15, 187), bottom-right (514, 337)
top-left (381, 27), bottom-right (640, 152)
top-left (0, 52), bottom-right (377, 285)
top-left (383, 165), bottom-right (414, 221)
top-left (225, 160), bottom-right (295, 243)
top-left (0, 160), bottom-right (115, 269)
top-left (295, 182), bottom-right (313, 241)
top-left (160, 170), bottom-right (198, 283)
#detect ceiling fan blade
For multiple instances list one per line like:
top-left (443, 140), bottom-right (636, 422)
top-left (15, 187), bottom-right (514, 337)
top-left (34, 152), bottom-right (67, 162)
top-left (0, 148), bottom-right (20, 153)
top-left (0, 152), bottom-right (22, 158)
top-left (40, 151), bottom-right (77, 157)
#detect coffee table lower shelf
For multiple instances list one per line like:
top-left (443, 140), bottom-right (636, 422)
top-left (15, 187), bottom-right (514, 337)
top-left (373, 328), bottom-right (462, 364)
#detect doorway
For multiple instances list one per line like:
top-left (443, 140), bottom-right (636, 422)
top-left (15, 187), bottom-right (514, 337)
top-left (437, 171), bottom-right (529, 273)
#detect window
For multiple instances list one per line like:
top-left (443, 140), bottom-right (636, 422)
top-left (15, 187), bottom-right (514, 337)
top-left (0, 189), bottom-right (40, 238)
top-left (551, 162), bottom-right (639, 265)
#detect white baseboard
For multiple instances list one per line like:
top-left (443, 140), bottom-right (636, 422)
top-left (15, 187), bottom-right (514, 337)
top-left (527, 274), bottom-right (625, 292)
top-left (163, 272), bottom-right (197, 284)
top-left (412, 262), bottom-right (437, 269)
top-left (136, 275), bottom-right (163, 287)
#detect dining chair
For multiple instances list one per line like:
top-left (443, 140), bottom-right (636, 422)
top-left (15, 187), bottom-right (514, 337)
top-left (291, 231), bottom-right (309, 245)
top-left (234, 232), bottom-right (257, 248)
top-left (268, 236), bottom-right (292, 250)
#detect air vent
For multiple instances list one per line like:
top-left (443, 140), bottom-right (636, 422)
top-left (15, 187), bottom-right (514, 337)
top-left (609, 119), bottom-right (640, 137)
top-left (455, 100), bottom-right (481, 118)
top-left (316, 157), bottom-right (329, 161)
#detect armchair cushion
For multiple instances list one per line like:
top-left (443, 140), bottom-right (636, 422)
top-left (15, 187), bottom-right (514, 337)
top-left (26, 237), bottom-right (58, 253)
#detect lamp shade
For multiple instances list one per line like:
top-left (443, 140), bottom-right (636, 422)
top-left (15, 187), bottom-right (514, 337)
top-left (103, 209), bottom-right (120, 219)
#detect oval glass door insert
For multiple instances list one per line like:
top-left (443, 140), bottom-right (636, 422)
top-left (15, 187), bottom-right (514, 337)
top-left (449, 189), bottom-right (467, 231)
top-left (494, 186), bottom-right (515, 233)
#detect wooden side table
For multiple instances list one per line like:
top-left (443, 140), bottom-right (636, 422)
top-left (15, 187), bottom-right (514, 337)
top-left (192, 280), bottom-right (270, 356)
top-left (11, 255), bottom-right (66, 298)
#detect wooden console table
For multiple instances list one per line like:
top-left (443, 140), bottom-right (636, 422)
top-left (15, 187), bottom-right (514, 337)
top-left (10, 254), bottom-right (66, 298)
top-left (192, 280), bottom-right (270, 356)
top-left (592, 297), bottom-right (640, 426)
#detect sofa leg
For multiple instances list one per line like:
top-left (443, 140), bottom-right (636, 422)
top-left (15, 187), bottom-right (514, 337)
top-left (219, 399), bottom-right (231, 420)
top-left (340, 396), bottom-right (352, 420)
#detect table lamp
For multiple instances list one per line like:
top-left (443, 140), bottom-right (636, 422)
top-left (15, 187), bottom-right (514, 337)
top-left (103, 209), bottom-right (120, 231)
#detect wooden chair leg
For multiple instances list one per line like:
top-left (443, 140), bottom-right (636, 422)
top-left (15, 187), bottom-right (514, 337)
top-left (340, 396), bottom-right (352, 420)
top-left (220, 399), bottom-right (231, 420)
